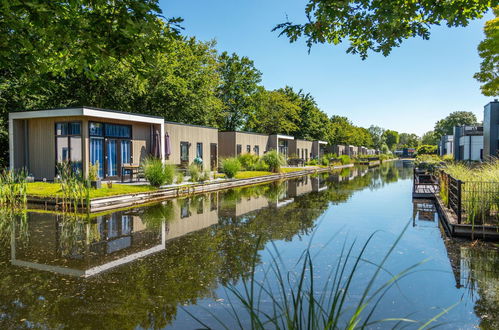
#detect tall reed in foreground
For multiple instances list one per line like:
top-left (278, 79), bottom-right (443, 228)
top-left (0, 169), bottom-right (27, 208)
top-left (57, 162), bottom-right (89, 212)
top-left (185, 223), bottom-right (453, 329)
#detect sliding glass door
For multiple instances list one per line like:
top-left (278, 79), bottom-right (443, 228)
top-left (90, 138), bottom-right (104, 178)
top-left (107, 139), bottom-right (118, 177)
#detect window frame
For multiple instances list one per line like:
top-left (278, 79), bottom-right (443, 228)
top-left (55, 121), bottom-right (83, 174)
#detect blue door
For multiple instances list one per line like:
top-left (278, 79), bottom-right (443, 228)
top-left (107, 139), bottom-right (117, 177)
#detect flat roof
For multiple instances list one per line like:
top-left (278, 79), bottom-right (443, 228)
top-left (9, 107), bottom-right (164, 124)
top-left (164, 121), bottom-right (218, 130)
top-left (219, 130), bottom-right (270, 137)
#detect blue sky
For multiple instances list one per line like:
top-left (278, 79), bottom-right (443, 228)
top-left (161, 1), bottom-right (494, 136)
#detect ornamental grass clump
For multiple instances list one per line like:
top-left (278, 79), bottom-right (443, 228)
top-left (261, 150), bottom-right (286, 173)
top-left (142, 157), bottom-right (175, 187)
top-left (237, 153), bottom-right (260, 171)
top-left (441, 160), bottom-right (499, 225)
top-left (221, 158), bottom-right (241, 178)
top-left (0, 169), bottom-right (27, 208)
top-left (57, 162), bottom-right (89, 212)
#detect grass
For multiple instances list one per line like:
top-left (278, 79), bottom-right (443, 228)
top-left (440, 160), bottom-right (499, 225)
top-left (280, 167), bottom-right (306, 173)
top-left (27, 182), bottom-right (157, 199)
top-left (235, 171), bottom-right (274, 179)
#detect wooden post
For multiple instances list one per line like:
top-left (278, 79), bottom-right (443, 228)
top-left (457, 179), bottom-right (462, 224)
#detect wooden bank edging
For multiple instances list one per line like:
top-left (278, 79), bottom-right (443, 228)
top-left (28, 164), bottom-right (354, 213)
top-left (414, 191), bottom-right (499, 240)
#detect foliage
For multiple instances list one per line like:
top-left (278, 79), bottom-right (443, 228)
top-left (398, 133), bottom-right (420, 149)
top-left (383, 130), bottom-right (399, 150)
top-left (56, 162), bottom-right (89, 212)
top-left (216, 52), bottom-right (262, 130)
top-left (306, 159), bottom-right (318, 165)
top-left (417, 144), bottom-right (438, 155)
top-left (246, 88), bottom-right (300, 135)
top-left (188, 164), bottom-right (202, 182)
top-left (442, 154), bottom-right (454, 162)
top-left (421, 130), bottom-right (440, 146)
top-left (221, 158), bottom-right (242, 178)
top-left (237, 153), bottom-right (260, 171)
top-left (0, 169), bottom-right (27, 208)
top-left (261, 150), bottom-right (286, 173)
top-left (434, 111), bottom-right (478, 138)
top-left (474, 6), bottom-right (499, 97)
top-left (368, 125), bottom-right (385, 149)
top-left (329, 115), bottom-right (373, 147)
top-left (88, 162), bottom-right (100, 182)
top-left (274, 0), bottom-right (491, 59)
top-left (441, 160), bottom-right (499, 225)
top-left (176, 171), bottom-right (185, 184)
top-left (143, 158), bottom-right (174, 187)
top-left (338, 155), bottom-right (351, 165)
top-left (415, 154), bottom-right (442, 172)
top-left (380, 143), bottom-right (390, 154)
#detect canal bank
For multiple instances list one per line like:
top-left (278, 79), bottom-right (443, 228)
top-left (27, 164), bottom-right (355, 212)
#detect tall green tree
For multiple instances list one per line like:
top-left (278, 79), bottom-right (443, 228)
top-left (434, 111), bottom-right (478, 138)
top-left (368, 125), bottom-right (386, 149)
top-left (278, 86), bottom-right (332, 141)
top-left (398, 133), bottom-right (420, 148)
top-left (474, 6), bottom-right (499, 97)
top-left (383, 130), bottom-right (399, 150)
top-left (421, 131), bottom-right (440, 146)
top-left (216, 52), bottom-right (262, 130)
top-left (275, 0), bottom-right (492, 59)
top-left (246, 89), bottom-right (300, 135)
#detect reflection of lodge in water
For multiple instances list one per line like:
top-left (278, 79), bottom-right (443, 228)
top-left (11, 169), bottom-right (371, 277)
top-left (11, 195), bottom-right (220, 277)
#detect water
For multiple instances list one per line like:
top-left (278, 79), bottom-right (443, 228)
top-left (0, 161), bottom-right (497, 329)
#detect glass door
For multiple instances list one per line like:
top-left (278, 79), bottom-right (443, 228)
top-left (90, 138), bottom-right (104, 178)
top-left (107, 139), bottom-right (118, 177)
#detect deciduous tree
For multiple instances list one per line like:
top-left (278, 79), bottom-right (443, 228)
top-left (474, 6), bottom-right (499, 97)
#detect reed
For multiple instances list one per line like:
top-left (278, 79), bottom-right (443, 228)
top-left (0, 169), bottom-right (27, 208)
top-left (57, 162), bottom-right (89, 212)
top-left (186, 223), bottom-right (452, 329)
top-left (442, 160), bottom-right (499, 225)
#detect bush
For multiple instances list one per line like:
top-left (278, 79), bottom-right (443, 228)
top-left (175, 171), bottom-right (184, 184)
top-left (306, 159), bottom-right (318, 165)
top-left (188, 163), bottom-right (201, 182)
top-left (237, 153), bottom-right (260, 171)
top-left (442, 154), bottom-right (454, 162)
top-left (221, 158), bottom-right (241, 178)
top-left (142, 158), bottom-right (175, 187)
top-left (254, 159), bottom-right (269, 171)
top-left (416, 144), bottom-right (437, 155)
top-left (199, 170), bottom-right (211, 182)
top-left (338, 155), bottom-right (351, 165)
top-left (261, 150), bottom-right (286, 173)
top-left (88, 161), bottom-right (100, 182)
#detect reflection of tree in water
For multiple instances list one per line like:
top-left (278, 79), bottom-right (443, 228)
top-left (460, 245), bottom-right (499, 329)
top-left (0, 162), bottom-right (417, 329)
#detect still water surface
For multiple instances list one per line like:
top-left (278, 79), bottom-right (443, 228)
top-left (0, 161), bottom-right (497, 329)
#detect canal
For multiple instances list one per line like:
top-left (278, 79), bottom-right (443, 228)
top-left (0, 161), bottom-right (497, 328)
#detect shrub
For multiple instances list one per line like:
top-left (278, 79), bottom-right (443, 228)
top-left (199, 170), bottom-right (211, 182)
top-left (442, 154), bottom-right (454, 162)
top-left (306, 159), bottom-right (318, 166)
top-left (237, 153), bottom-right (260, 171)
top-left (142, 158), bottom-right (174, 187)
top-left (175, 171), bottom-right (184, 184)
top-left (338, 155), bottom-right (351, 165)
top-left (221, 158), bottom-right (241, 178)
top-left (254, 159), bottom-right (270, 171)
top-left (416, 144), bottom-right (437, 155)
top-left (188, 163), bottom-right (201, 182)
top-left (88, 161), bottom-right (100, 182)
top-left (261, 150), bottom-right (286, 173)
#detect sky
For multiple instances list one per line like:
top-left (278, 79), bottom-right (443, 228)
top-left (161, 1), bottom-right (494, 136)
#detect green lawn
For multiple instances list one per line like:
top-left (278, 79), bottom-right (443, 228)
top-left (27, 182), bottom-right (157, 199)
top-left (280, 167), bottom-right (307, 173)
top-left (234, 171), bottom-right (274, 179)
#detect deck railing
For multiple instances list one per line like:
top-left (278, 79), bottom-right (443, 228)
top-left (438, 170), bottom-right (499, 226)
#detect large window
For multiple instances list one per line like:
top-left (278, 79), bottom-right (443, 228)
top-left (56, 122), bottom-right (82, 173)
top-left (89, 122), bottom-right (131, 138)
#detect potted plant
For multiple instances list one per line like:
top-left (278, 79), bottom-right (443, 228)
top-left (89, 162), bottom-right (101, 189)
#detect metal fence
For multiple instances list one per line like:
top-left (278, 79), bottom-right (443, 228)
top-left (439, 170), bottom-right (499, 225)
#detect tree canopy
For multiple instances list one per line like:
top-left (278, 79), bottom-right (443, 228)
top-left (434, 111), bottom-right (478, 138)
top-left (474, 6), bottom-right (499, 97)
